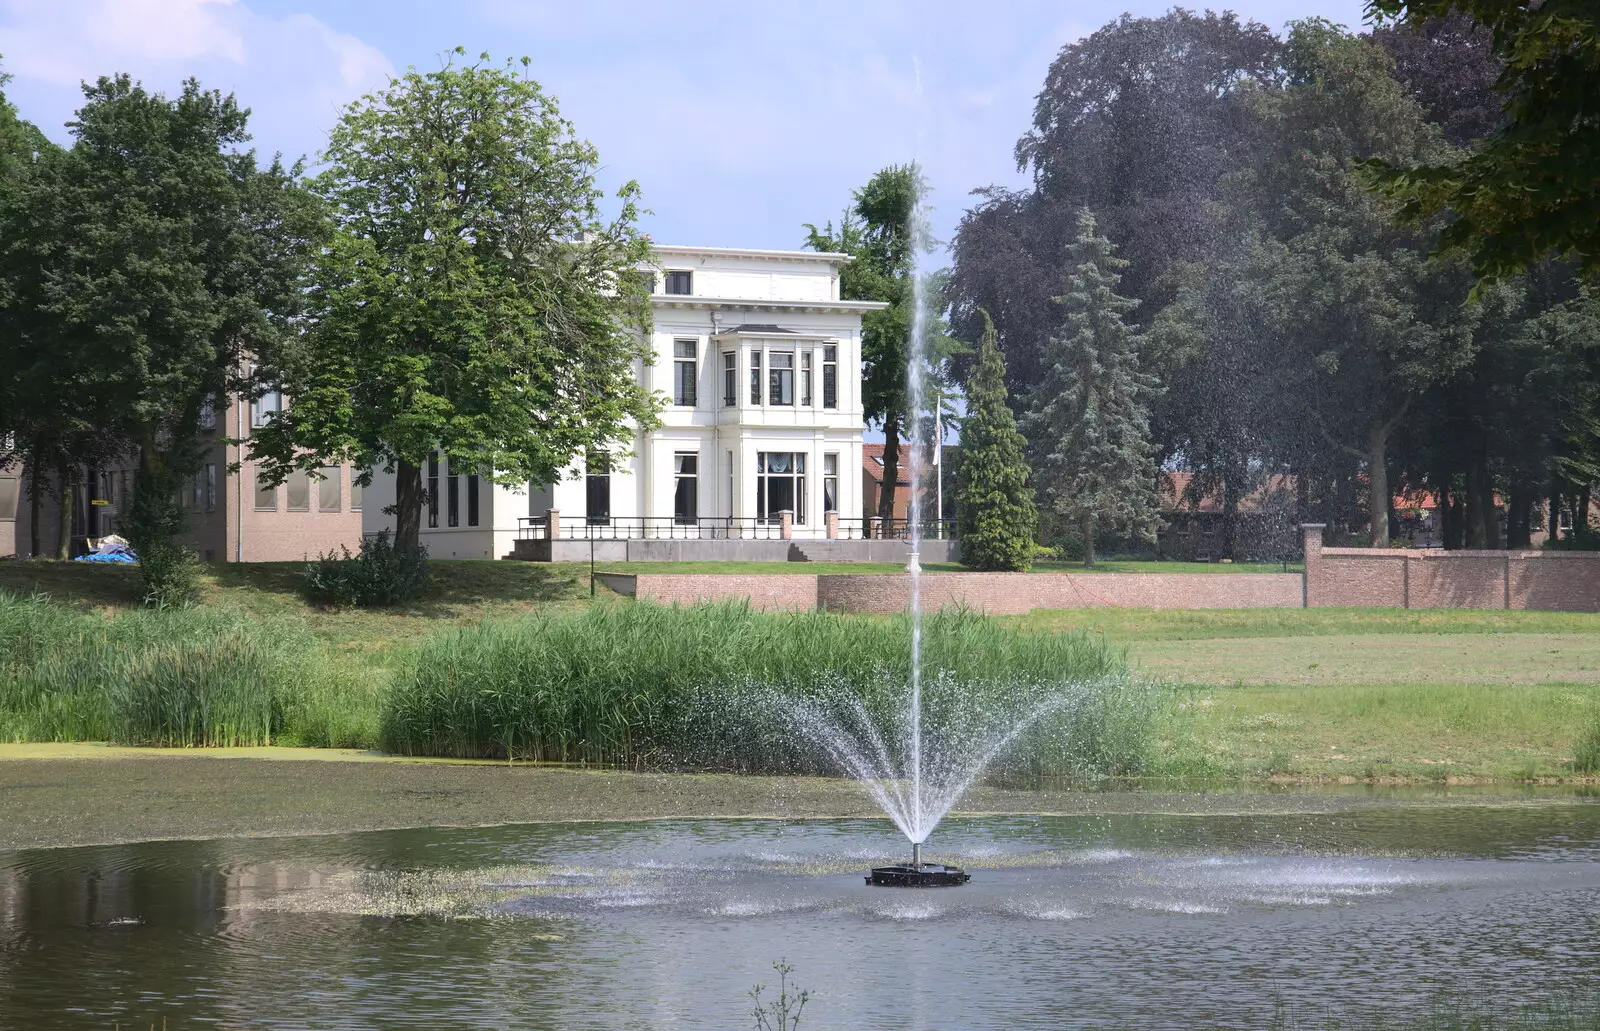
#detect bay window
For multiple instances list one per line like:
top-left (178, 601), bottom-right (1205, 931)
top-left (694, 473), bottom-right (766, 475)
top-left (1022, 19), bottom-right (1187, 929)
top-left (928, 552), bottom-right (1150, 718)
top-left (756, 452), bottom-right (806, 525)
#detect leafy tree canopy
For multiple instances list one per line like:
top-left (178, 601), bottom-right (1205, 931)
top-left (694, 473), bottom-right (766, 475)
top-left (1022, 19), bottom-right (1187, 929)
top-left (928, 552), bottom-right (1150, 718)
top-left (250, 51), bottom-right (659, 551)
top-left (1364, 0), bottom-right (1600, 281)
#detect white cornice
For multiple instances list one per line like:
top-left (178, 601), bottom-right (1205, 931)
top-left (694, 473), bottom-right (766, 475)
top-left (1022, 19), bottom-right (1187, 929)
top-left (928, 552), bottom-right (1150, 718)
top-left (652, 296), bottom-right (889, 314)
top-left (651, 245), bottom-right (852, 264)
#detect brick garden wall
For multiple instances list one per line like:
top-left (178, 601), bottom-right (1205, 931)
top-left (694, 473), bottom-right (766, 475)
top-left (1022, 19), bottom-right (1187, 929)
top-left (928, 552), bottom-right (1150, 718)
top-left (1302, 524), bottom-right (1600, 611)
top-left (622, 571), bottom-right (1301, 613)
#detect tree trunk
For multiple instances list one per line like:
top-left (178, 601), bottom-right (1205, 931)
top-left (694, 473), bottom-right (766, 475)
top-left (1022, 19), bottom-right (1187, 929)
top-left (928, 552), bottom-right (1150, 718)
top-left (55, 460), bottom-right (75, 560)
top-left (1081, 512), bottom-right (1096, 568)
top-left (1579, 486), bottom-right (1592, 536)
top-left (877, 413), bottom-right (902, 528)
top-left (1464, 454), bottom-right (1499, 549)
top-left (394, 458), bottom-right (424, 552)
top-left (1506, 486), bottom-right (1533, 549)
top-left (28, 459), bottom-right (43, 559)
top-left (1220, 474), bottom-right (1239, 560)
top-left (1548, 489), bottom-right (1562, 542)
top-left (1367, 423), bottom-right (1392, 548)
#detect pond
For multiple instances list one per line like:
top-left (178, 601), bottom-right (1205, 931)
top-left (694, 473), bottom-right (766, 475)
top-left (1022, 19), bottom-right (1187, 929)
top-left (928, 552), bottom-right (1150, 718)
top-left (4, 794), bottom-right (1600, 1030)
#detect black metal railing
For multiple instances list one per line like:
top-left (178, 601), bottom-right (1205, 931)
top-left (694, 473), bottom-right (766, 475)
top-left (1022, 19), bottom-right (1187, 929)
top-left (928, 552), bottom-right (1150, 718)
top-left (516, 513), bottom-right (958, 542)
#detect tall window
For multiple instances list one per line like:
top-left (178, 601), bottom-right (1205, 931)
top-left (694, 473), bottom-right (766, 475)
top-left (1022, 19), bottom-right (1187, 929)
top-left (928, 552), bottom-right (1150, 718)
top-left (0, 476), bottom-right (16, 521)
top-left (251, 388), bottom-right (282, 428)
top-left (673, 339), bottom-right (697, 406)
top-left (446, 458), bottom-right (460, 527)
top-left (822, 345), bottom-right (838, 408)
top-left (664, 270), bottom-right (693, 295)
top-left (769, 352), bottom-right (794, 406)
top-left (318, 466), bottom-right (341, 512)
top-left (801, 351), bottom-right (813, 406)
top-left (749, 349), bottom-right (763, 405)
top-left (756, 452), bottom-right (806, 525)
top-left (722, 352), bottom-right (736, 407)
top-left (586, 452), bottom-right (611, 525)
top-left (726, 450), bottom-right (733, 517)
top-left (674, 452), bottom-right (698, 524)
top-left (286, 472), bottom-right (310, 512)
top-left (205, 464), bottom-right (217, 513)
top-left (427, 454), bottom-right (440, 528)
top-left (823, 453), bottom-right (839, 514)
top-left (351, 475), bottom-right (362, 513)
top-left (467, 472), bottom-right (480, 527)
top-left (199, 401), bottom-right (216, 431)
top-left (254, 469), bottom-right (277, 511)
top-left (193, 469), bottom-right (205, 510)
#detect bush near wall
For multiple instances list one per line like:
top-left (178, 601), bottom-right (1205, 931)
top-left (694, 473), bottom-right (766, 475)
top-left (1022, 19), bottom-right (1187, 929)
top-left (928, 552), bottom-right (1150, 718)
top-left (380, 602), bottom-right (1147, 776)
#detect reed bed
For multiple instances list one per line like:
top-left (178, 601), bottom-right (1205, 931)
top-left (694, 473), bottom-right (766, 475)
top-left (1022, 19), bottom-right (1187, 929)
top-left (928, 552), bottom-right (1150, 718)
top-left (381, 602), bottom-right (1146, 775)
top-left (0, 591), bottom-right (362, 747)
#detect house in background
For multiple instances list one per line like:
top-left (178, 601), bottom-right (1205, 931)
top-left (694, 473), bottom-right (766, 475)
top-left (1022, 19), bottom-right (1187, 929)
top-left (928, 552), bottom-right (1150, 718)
top-left (363, 245), bottom-right (955, 562)
top-left (861, 442), bottom-right (958, 531)
top-left (0, 393), bottom-right (363, 562)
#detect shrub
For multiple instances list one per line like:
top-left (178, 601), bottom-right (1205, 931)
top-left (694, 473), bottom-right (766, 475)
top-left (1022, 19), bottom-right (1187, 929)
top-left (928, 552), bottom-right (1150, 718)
top-left (381, 602), bottom-right (1142, 776)
top-left (1545, 529), bottom-right (1600, 552)
top-left (303, 530), bottom-right (429, 609)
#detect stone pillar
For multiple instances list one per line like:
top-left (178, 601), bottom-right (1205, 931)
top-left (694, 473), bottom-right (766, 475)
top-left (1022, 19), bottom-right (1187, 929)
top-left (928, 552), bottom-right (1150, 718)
top-left (779, 509), bottom-right (794, 540)
top-left (1300, 523), bottom-right (1325, 608)
top-left (825, 509), bottom-right (840, 540)
top-left (869, 515), bottom-right (883, 540)
top-left (546, 509), bottom-right (561, 540)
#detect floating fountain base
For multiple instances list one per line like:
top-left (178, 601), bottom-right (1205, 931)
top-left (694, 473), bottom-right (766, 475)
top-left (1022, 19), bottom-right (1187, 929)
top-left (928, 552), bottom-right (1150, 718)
top-left (865, 863), bottom-right (971, 888)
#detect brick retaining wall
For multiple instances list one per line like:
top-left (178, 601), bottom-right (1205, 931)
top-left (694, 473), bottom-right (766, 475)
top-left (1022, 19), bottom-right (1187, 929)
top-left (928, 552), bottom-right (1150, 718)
top-left (620, 571), bottom-right (1301, 613)
top-left (1302, 524), bottom-right (1600, 611)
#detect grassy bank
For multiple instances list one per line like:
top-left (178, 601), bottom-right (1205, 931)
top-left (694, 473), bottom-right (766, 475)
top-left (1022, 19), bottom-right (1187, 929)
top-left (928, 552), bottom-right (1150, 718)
top-left (3, 559), bottom-right (1599, 782)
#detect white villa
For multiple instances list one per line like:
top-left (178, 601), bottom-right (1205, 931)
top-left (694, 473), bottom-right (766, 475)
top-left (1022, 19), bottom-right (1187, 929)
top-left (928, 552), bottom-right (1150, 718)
top-left (362, 245), bottom-right (901, 561)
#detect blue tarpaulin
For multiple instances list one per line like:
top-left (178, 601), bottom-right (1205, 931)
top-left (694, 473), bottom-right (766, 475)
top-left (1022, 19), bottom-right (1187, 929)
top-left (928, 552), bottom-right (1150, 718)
top-left (74, 552), bottom-right (137, 564)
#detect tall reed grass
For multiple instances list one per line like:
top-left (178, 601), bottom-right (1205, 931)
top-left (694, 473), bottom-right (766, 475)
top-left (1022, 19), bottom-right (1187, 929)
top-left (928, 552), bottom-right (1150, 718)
top-left (0, 591), bottom-right (370, 747)
top-left (381, 602), bottom-right (1146, 776)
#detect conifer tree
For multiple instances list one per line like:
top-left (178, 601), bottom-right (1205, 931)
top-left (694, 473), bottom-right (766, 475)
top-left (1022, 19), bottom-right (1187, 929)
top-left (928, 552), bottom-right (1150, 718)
top-left (956, 311), bottom-right (1037, 571)
top-left (1027, 209), bottom-right (1160, 567)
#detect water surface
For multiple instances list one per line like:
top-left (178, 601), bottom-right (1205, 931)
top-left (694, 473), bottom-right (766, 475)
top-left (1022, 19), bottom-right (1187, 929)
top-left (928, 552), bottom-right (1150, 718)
top-left (4, 796), bottom-right (1599, 1030)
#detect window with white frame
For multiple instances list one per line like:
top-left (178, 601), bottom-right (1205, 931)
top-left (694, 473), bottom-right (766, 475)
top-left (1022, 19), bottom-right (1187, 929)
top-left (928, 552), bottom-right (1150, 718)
top-left (251, 388), bottom-right (282, 428)
top-left (756, 452), bottom-right (806, 525)
top-left (722, 352), bottom-right (736, 407)
top-left (446, 457), bottom-right (460, 527)
top-left (823, 453), bottom-right (839, 514)
top-left (769, 351), bottom-right (794, 406)
top-left (749, 349), bottom-right (763, 405)
top-left (427, 454), bottom-right (440, 528)
top-left (674, 452), bottom-right (698, 524)
top-left (664, 270), bottom-right (693, 295)
top-left (673, 339), bottom-right (697, 406)
top-left (800, 351), bottom-right (813, 405)
top-left (822, 345), bottom-right (838, 408)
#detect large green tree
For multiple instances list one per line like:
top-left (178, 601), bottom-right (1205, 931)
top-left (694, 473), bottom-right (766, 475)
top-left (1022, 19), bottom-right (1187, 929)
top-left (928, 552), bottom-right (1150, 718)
top-left (252, 52), bottom-right (657, 552)
top-left (1364, 0), bottom-right (1600, 281)
top-left (1026, 210), bottom-right (1160, 568)
top-left (1, 75), bottom-right (313, 593)
top-left (805, 165), bottom-right (957, 525)
top-left (956, 311), bottom-right (1036, 571)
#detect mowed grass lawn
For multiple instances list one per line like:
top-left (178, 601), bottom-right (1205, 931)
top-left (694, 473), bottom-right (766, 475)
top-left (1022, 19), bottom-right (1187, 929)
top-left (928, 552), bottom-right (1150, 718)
top-left (1012, 607), bottom-right (1600, 781)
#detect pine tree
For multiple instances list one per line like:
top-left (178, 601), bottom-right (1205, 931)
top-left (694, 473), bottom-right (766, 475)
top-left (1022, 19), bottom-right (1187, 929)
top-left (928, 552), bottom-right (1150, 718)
top-left (1027, 209), bottom-right (1160, 568)
top-left (956, 312), bottom-right (1037, 571)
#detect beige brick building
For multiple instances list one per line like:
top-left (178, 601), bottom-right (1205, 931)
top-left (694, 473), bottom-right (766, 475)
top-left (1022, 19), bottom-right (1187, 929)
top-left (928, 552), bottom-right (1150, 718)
top-left (0, 394), bottom-right (362, 562)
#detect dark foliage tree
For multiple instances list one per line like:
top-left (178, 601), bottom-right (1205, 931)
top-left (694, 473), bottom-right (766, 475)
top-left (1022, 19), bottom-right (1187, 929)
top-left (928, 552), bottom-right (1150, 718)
top-left (947, 9), bottom-right (1283, 399)
top-left (955, 311), bottom-right (1036, 571)
top-left (249, 52), bottom-right (658, 554)
top-left (1364, 0), bottom-right (1600, 281)
top-left (1026, 210), bottom-right (1160, 568)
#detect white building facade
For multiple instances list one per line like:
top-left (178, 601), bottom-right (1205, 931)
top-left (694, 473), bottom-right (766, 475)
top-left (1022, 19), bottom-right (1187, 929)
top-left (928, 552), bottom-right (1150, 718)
top-left (363, 246), bottom-right (887, 560)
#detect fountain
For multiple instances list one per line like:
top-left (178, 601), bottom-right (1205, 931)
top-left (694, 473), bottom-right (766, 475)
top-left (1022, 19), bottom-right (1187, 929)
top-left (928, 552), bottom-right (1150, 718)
top-left (771, 181), bottom-right (1084, 887)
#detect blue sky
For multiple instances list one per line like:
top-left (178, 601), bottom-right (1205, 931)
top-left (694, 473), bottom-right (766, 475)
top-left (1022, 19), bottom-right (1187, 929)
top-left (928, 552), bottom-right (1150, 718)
top-left (2, 0), bottom-right (1371, 255)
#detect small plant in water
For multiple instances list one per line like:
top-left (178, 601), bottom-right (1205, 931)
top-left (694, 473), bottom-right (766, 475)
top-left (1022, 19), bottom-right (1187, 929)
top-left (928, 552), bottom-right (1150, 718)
top-left (750, 959), bottom-right (810, 1031)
